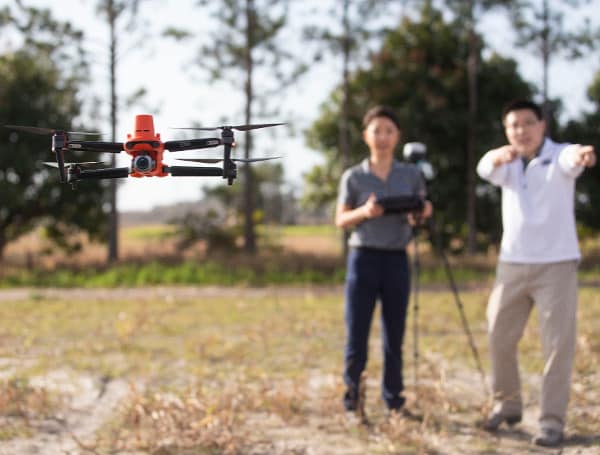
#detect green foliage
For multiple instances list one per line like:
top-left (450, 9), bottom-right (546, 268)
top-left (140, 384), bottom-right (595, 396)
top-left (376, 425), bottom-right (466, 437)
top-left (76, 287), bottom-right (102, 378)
top-left (203, 161), bottom-right (289, 224)
top-left (506, 0), bottom-right (599, 123)
top-left (558, 70), bottom-right (600, 230)
top-left (0, 254), bottom-right (500, 288)
top-left (161, 26), bottom-right (191, 40)
top-left (190, 0), bottom-right (305, 252)
top-left (169, 209), bottom-right (239, 253)
top-left (198, 0), bottom-right (302, 85)
top-left (0, 259), bottom-right (345, 287)
top-left (0, 49), bottom-right (109, 259)
top-left (302, 104), bottom-right (344, 209)
top-left (508, 0), bottom-right (597, 60)
top-left (302, 0), bottom-right (399, 64)
top-left (303, 5), bottom-right (532, 248)
top-left (1, 3), bottom-right (87, 80)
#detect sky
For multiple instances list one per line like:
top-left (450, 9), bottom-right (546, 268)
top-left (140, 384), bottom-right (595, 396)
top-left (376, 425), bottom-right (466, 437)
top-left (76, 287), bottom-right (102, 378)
top-left (3, 0), bottom-right (600, 212)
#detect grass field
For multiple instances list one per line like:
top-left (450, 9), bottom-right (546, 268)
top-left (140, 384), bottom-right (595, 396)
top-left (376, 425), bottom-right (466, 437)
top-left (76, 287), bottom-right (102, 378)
top-left (0, 224), bottom-right (599, 453)
top-left (0, 285), bottom-right (598, 454)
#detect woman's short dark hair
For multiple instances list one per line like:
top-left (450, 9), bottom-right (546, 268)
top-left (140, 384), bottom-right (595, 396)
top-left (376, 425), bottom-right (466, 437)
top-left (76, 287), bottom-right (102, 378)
top-left (502, 99), bottom-right (543, 122)
top-left (362, 105), bottom-right (401, 130)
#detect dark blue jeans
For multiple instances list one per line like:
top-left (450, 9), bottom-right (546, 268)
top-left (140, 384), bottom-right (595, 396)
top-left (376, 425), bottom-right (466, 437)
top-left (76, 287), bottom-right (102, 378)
top-left (343, 247), bottom-right (410, 408)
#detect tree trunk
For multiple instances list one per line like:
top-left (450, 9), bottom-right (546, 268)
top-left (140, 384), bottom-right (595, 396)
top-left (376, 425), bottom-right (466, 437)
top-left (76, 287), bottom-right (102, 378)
top-left (466, 3), bottom-right (478, 254)
top-left (340, 0), bottom-right (351, 259)
top-left (243, 0), bottom-right (256, 254)
top-left (0, 232), bottom-right (5, 263)
top-left (541, 0), bottom-right (551, 130)
top-left (107, 0), bottom-right (119, 263)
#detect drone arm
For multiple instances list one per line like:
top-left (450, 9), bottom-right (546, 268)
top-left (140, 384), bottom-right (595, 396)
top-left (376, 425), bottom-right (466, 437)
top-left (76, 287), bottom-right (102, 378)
top-left (164, 138), bottom-right (222, 152)
top-left (164, 165), bottom-right (224, 177)
top-left (69, 167), bottom-right (130, 181)
top-left (68, 141), bottom-right (124, 153)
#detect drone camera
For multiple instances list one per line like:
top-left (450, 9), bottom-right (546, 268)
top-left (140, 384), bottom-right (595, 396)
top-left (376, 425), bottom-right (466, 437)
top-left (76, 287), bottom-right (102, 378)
top-left (132, 153), bottom-right (156, 173)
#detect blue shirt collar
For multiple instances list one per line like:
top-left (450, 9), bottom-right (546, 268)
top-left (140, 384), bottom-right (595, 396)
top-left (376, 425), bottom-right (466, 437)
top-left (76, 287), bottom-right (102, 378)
top-left (361, 158), bottom-right (402, 173)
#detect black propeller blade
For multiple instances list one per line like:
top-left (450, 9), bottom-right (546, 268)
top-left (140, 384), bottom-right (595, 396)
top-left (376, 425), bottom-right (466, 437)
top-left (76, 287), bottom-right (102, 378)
top-left (171, 123), bottom-right (285, 132)
top-left (175, 158), bottom-right (221, 164)
top-left (5, 125), bottom-right (100, 136)
top-left (174, 156), bottom-right (281, 164)
top-left (44, 161), bottom-right (106, 168)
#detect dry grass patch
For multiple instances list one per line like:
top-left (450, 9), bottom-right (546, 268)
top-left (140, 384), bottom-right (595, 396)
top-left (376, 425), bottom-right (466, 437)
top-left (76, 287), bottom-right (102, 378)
top-left (0, 377), bottom-right (62, 441)
top-left (0, 286), bottom-right (598, 454)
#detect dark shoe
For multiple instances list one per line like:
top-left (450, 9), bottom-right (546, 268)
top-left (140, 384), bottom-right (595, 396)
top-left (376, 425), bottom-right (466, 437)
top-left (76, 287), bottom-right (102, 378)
top-left (482, 411), bottom-right (522, 432)
top-left (532, 428), bottom-right (564, 447)
top-left (343, 388), bottom-right (358, 411)
top-left (385, 394), bottom-right (406, 411)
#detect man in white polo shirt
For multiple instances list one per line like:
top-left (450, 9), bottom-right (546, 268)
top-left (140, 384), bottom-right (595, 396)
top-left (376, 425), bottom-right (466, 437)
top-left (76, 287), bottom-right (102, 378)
top-left (477, 99), bottom-right (596, 447)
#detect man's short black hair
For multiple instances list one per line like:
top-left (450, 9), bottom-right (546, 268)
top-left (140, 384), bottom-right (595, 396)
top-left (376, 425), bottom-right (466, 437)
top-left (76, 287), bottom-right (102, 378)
top-left (362, 105), bottom-right (401, 131)
top-left (502, 99), bottom-right (544, 122)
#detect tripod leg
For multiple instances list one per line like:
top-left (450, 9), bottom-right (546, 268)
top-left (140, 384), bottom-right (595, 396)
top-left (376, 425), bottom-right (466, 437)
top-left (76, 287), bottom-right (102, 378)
top-left (429, 218), bottom-right (490, 399)
top-left (411, 229), bottom-right (420, 397)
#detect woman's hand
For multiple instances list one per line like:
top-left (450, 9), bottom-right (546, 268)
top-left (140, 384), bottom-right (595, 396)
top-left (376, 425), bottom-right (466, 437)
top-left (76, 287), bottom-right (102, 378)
top-left (361, 193), bottom-right (384, 219)
top-left (335, 193), bottom-right (383, 228)
top-left (408, 200), bottom-right (433, 225)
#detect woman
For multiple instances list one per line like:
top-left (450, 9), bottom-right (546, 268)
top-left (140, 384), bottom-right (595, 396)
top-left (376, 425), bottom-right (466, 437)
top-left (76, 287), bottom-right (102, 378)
top-left (335, 105), bottom-right (432, 413)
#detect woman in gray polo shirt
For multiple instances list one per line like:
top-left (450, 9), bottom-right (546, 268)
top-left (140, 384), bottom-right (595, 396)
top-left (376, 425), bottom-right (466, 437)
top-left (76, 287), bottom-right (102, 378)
top-left (336, 105), bottom-right (432, 413)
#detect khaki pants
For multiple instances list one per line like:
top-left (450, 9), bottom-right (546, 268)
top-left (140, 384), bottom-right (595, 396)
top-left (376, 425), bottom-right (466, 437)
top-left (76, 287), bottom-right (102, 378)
top-left (487, 260), bottom-right (578, 432)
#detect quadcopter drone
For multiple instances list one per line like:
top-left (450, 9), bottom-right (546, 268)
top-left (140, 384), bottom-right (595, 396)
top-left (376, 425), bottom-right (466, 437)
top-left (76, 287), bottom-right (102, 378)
top-left (5, 114), bottom-right (283, 188)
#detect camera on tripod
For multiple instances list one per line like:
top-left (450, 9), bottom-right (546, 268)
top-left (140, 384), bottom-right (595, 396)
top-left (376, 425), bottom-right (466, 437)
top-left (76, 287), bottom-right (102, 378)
top-left (376, 142), bottom-right (433, 215)
top-left (403, 142), bottom-right (434, 180)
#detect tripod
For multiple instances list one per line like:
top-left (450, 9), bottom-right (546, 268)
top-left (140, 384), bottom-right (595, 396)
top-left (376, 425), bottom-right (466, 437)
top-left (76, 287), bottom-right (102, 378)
top-left (410, 214), bottom-right (490, 400)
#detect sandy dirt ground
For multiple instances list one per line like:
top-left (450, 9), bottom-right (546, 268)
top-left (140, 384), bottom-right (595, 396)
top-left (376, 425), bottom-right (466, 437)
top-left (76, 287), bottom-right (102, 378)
top-left (0, 286), bottom-right (599, 454)
top-left (1, 361), bottom-right (598, 454)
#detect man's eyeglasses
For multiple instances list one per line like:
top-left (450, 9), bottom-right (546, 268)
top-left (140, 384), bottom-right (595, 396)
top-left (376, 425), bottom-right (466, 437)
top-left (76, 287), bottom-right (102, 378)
top-left (504, 118), bottom-right (541, 131)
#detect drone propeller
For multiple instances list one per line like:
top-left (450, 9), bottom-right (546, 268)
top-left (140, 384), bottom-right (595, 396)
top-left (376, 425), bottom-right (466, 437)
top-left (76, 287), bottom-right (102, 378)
top-left (175, 158), bottom-right (221, 164)
top-left (171, 123), bottom-right (285, 132)
top-left (5, 125), bottom-right (100, 136)
top-left (43, 161), bottom-right (106, 168)
top-left (174, 156), bottom-right (281, 164)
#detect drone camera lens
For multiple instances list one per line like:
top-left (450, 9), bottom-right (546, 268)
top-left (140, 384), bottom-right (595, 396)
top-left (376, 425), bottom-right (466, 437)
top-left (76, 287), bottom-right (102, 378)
top-left (132, 154), bottom-right (155, 172)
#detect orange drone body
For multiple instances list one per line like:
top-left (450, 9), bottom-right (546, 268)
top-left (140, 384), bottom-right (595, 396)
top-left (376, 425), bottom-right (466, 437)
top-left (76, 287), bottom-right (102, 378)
top-left (5, 115), bottom-right (283, 188)
top-left (124, 114), bottom-right (167, 178)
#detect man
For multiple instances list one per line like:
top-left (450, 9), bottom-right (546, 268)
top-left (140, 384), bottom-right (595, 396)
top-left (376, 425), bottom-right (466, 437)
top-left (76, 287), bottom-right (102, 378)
top-left (476, 99), bottom-right (596, 447)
